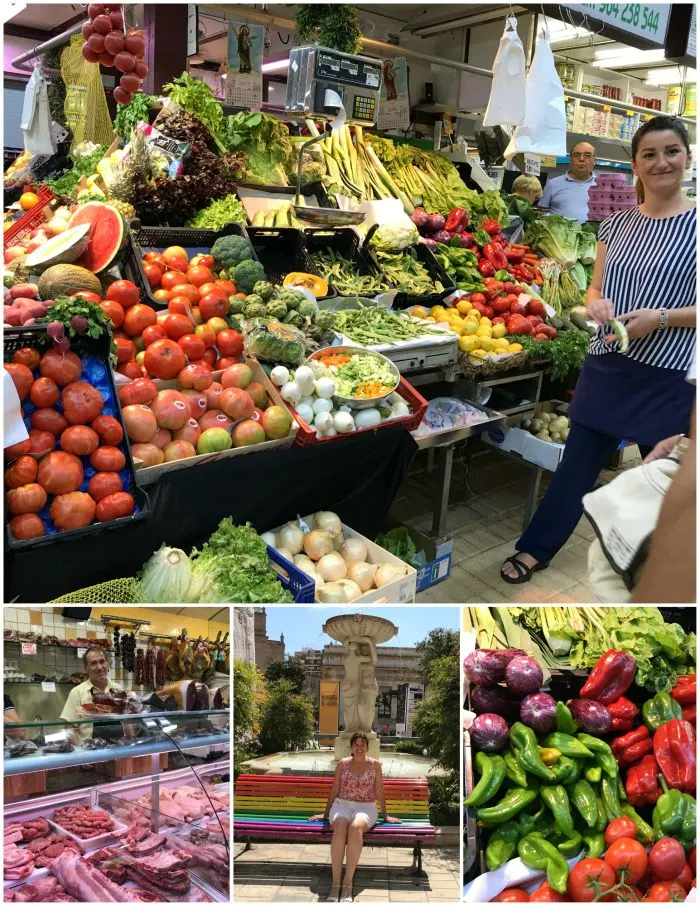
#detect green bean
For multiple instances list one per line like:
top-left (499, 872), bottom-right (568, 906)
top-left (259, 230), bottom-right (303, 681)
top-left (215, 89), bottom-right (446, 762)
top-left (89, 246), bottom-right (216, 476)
top-left (332, 303), bottom-right (444, 346)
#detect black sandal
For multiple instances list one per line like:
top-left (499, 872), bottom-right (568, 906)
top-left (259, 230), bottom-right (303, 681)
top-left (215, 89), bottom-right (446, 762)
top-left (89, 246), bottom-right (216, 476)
top-left (500, 555), bottom-right (549, 585)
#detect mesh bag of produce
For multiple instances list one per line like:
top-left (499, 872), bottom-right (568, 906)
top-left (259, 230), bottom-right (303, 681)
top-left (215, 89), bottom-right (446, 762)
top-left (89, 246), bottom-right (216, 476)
top-left (244, 320), bottom-right (307, 366)
top-left (49, 578), bottom-right (145, 604)
top-left (61, 36), bottom-right (114, 151)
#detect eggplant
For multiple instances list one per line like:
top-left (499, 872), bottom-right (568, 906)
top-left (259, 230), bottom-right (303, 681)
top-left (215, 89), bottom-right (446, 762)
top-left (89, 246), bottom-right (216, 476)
top-left (470, 713), bottom-right (510, 752)
top-left (569, 699), bottom-right (612, 735)
top-left (471, 684), bottom-right (521, 718)
top-left (464, 648), bottom-right (527, 686)
top-left (505, 656), bottom-right (544, 697)
top-left (520, 692), bottom-right (557, 733)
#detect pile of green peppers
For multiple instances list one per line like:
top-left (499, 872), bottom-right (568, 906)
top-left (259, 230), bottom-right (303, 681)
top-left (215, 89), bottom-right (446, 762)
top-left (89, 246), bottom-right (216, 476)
top-left (466, 703), bottom-right (655, 894)
top-left (432, 246), bottom-right (485, 293)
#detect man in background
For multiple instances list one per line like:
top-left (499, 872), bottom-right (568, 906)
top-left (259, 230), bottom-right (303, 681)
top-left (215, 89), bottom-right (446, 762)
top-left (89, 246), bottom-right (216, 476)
top-left (538, 141), bottom-right (596, 223)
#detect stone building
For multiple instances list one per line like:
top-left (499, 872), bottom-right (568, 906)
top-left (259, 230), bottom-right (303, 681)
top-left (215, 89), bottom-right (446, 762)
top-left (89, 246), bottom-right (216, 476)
top-left (253, 607), bottom-right (285, 672)
top-left (233, 608), bottom-right (255, 664)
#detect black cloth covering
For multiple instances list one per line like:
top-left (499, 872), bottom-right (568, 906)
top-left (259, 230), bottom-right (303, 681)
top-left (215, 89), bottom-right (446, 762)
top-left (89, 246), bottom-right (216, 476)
top-left (6, 427), bottom-right (418, 603)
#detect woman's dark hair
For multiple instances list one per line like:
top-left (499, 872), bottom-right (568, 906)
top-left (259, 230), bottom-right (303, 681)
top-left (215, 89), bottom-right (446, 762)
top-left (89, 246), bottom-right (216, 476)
top-left (350, 732), bottom-right (369, 747)
top-left (632, 115), bottom-right (691, 201)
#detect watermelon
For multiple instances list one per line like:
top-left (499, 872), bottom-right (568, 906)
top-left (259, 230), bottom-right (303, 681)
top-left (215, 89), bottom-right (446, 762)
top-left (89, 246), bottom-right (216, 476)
top-left (66, 202), bottom-right (126, 274)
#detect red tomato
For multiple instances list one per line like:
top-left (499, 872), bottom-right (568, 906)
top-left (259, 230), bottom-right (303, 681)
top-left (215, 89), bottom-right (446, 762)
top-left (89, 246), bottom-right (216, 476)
top-left (215, 279), bottom-right (236, 295)
top-left (50, 491), bottom-right (96, 531)
top-left (118, 361), bottom-right (145, 380)
top-left (30, 376), bottom-right (60, 409)
top-left (122, 404), bottom-right (158, 442)
top-left (142, 324), bottom-right (167, 347)
top-left (215, 356), bottom-right (239, 370)
top-left (118, 378), bottom-right (158, 407)
top-left (649, 839), bottom-right (687, 881)
top-left (60, 425), bottom-right (100, 456)
top-left (37, 451), bottom-right (83, 494)
top-left (199, 292), bottom-right (229, 321)
top-left (5, 363), bottom-right (34, 401)
top-left (609, 886), bottom-right (643, 902)
top-left (144, 339), bottom-right (187, 380)
top-left (179, 363), bottom-right (213, 391)
top-left (690, 848), bottom-right (696, 874)
top-left (178, 333), bottom-right (206, 360)
top-left (28, 429), bottom-right (56, 456)
top-left (153, 289), bottom-right (172, 304)
top-left (161, 271), bottom-right (189, 292)
top-left (605, 839), bottom-right (648, 884)
top-left (69, 291), bottom-right (102, 305)
top-left (9, 513), bottom-right (45, 541)
top-left (197, 282), bottom-right (227, 301)
top-left (40, 349), bottom-right (82, 386)
top-left (123, 303), bottom-right (157, 337)
top-left (142, 262), bottom-right (163, 288)
top-left (605, 818), bottom-right (638, 846)
top-left (61, 381), bottom-right (104, 425)
top-left (164, 313), bottom-right (195, 341)
top-left (192, 253), bottom-right (214, 268)
top-left (90, 446), bottom-right (126, 472)
top-left (194, 325), bottom-right (216, 348)
top-left (4, 438), bottom-right (32, 460)
top-left (491, 889), bottom-right (530, 902)
top-left (106, 279), bottom-right (140, 309)
top-left (528, 882), bottom-right (565, 902)
top-left (100, 299), bottom-right (125, 328)
top-left (87, 472), bottom-right (123, 502)
top-left (644, 881), bottom-right (688, 901)
top-left (186, 265), bottom-right (215, 287)
top-left (162, 246), bottom-right (188, 267)
top-left (568, 859), bottom-right (616, 902)
top-left (114, 337), bottom-right (136, 365)
top-left (7, 483), bottom-right (47, 516)
top-left (13, 347), bottom-right (41, 370)
top-left (96, 491), bottom-right (135, 522)
top-left (201, 347), bottom-right (217, 368)
top-left (91, 415), bottom-right (124, 446)
top-left (144, 251), bottom-right (167, 266)
top-left (470, 292), bottom-right (486, 306)
top-left (672, 864), bottom-right (694, 891)
top-left (5, 454), bottom-right (39, 489)
top-left (168, 295), bottom-right (196, 317)
top-left (215, 329), bottom-right (244, 357)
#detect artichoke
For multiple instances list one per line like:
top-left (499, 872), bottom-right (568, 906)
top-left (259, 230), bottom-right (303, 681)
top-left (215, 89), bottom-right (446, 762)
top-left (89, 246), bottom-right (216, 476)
top-left (252, 281), bottom-right (275, 301)
top-left (228, 297), bottom-right (245, 315)
top-left (280, 289), bottom-right (305, 311)
top-left (298, 299), bottom-right (317, 319)
top-left (266, 299), bottom-right (288, 321)
top-left (244, 301), bottom-right (267, 319)
top-left (244, 293), bottom-right (265, 308)
top-left (314, 309), bottom-right (336, 332)
top-left (283, 309), bottom-right (304, 327)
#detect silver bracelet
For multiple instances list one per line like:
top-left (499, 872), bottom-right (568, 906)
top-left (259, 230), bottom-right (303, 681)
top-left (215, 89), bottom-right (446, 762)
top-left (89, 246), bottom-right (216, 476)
top-left (659, 309), bottom-right (669, 330)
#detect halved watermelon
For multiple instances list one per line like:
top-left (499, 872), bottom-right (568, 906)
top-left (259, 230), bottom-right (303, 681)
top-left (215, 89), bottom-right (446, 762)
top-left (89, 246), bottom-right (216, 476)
top-left (66, 202), bottom-right (126, 274)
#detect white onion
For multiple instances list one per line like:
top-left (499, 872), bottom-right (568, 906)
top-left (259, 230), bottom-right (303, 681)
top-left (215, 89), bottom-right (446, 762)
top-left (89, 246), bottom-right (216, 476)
top-left (315, 574), bottom-right (325, 589)
top-left (335, 579), bottom-right (362, 602)
top-left (314, 411), bottom-right (334, 433)
top-left (325, 427), bottom-right (338, 437)
top-left (303, 530), bottom-right (334, 561)
top-left (315, 511), bottom-right (342, 540)
top-left (293, 554), bottom-right (316, 575)
top-left (375, 563), bottom-right (407, 588)
top-left (354, 408), bottom-right (381, 429)
top-left (347, 561), bottom-right (377, 592)
top-left (279, 522), bottom-right (304, 555)
top-left (340, 538), bottom-right (367, 564)
top-left (270, 366), bottom-right (290, 387)
top-left (261, 531), bottom-right (277, 548)
top-left (333, 411), bottom-right (355, 433)
top-left (296, 403), bottom-right (314, 424)
top-left (317, 582), bottom-right (346, 603)
top-left (295, 366), bottom-right (315, 394)
top-left (316, 552), bottom-right (347, 583)
top-left (313, 398), bottom-right (333, 415)
top-left (315, 377), bottom-right (336, 399)
top-left (275, 547), bottom-right (294, 561)
top-left (281, 381), bottom-right (302, 405)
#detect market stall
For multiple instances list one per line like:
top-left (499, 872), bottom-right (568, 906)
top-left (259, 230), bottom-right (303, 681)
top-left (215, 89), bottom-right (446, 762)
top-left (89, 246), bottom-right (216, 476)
top-left (3, 605), bottom-right (230, 903)
top-left (462, 606), bottom-right (697, 903)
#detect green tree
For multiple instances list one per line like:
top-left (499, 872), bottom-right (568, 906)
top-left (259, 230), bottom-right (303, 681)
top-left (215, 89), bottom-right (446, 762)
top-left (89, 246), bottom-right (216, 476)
top-left (233, 658), bottom-right (263, 778)
top-left (259, 679), bottom-right (315, 755)
top-left (264, 655), bottom-right (307, 693)
top-left (412, 652), bottom-right (459, 776)
top-left (415, 628), bottom-right (459, 685)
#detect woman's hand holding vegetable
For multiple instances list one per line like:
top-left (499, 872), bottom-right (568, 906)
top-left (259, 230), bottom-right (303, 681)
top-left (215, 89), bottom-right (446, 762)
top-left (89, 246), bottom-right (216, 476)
top-left (586, 297), bottom-right (614, 326)
top-left (604, 309), bottom-right (660, 342)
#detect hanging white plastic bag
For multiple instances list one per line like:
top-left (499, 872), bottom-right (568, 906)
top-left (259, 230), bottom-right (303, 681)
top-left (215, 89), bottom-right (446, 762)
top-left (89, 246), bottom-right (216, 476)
top-left (505, 32), bottom-right (566, 159)
top-left (483, 18), bottom-right (526, 127)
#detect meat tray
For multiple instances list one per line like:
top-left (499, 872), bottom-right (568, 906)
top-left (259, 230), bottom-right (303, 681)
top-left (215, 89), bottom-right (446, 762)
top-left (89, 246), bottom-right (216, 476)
top-left (46, 813), bottom-right (129, 854)
top-left (3, 863), bottom-right (50, 891)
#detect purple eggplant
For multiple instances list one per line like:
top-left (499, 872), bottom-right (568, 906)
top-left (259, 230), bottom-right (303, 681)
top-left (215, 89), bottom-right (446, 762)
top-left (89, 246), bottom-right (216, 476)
top-left (471, 684), bottom-right (521, 719)
top-left (520, 692), bottom-right (557, 733)
top-left (432, 230), bottom-right (452, 245)
top-left (411, 208), bottom-right (430, 230)
top-left (505, 656), bottom-right (544, 697)
top-left (464, 649), bottom-right (527, 686)
top-left (569, 699), bottom-right (612, 735)
top-left (470, 713), bottom-right (510, 752)
top-left (425, 213), bottom-right (446, 234)
top-left (420, 237), bottom-right (437, 252)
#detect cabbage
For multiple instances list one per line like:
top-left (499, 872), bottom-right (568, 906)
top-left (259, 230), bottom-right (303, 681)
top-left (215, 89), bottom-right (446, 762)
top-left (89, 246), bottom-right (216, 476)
top-left (525, 216), bottom-right (583, 269)
top-left (569, 261), bottom-right (588, 293)
top-left (140, 545), bottom-right (195, 603)
top-left (577, 226), bottom-right (598, 265)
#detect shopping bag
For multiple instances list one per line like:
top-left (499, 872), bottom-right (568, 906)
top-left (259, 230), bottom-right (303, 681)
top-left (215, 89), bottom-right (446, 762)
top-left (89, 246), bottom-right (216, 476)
top-left (505, 33), bottom-right (566, 159)
top-left (483, 18), bottom-right (526, 127)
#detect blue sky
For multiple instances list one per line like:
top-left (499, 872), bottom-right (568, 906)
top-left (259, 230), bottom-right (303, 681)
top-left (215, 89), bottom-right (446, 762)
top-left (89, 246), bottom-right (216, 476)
top-left (263, 606), bottom-right (460, 655)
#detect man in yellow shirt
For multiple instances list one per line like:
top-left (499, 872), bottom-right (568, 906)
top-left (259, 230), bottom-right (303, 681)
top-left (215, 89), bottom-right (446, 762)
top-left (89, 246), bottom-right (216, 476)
top-left (60, 646), bottom-right (124, 741)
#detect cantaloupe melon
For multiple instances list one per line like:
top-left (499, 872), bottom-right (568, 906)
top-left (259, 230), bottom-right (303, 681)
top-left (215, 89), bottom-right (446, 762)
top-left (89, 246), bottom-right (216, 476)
top-left (38, 264), bottom-right (103, 300)
top-left (66, 202), bottom-right (126, 274)
top-left (24, 224), bottom-right (91, 271)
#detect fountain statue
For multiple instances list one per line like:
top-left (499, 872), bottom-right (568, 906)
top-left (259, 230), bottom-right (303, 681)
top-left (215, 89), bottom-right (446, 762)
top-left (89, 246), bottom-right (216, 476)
top-left (323, 613), bottom-right (398, 760)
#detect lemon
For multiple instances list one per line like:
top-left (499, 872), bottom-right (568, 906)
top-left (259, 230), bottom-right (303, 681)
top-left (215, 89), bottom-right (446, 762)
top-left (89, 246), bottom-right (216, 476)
top-left (449, 323), bottom-right (464, 336)
top-left (435, 312), bottom-right (450, 323)
top-left (423, 316), bottom-right (438, 323)
top-left (411, 305), bottom-right (428, 319)
top-left (476, 327), bottom-right (492, 338)
top-left (447, 309), bottom-right (462, 321)
top-left (479, 316), bottom-right (492, 326)
top-left (492, 323), bottom-right (507, 339)
top-left (493, 340), bottom-right (510, 353)
top-left (469, 349), bottom-right (488, 361)
top-left (462, 320), bottom-right (478, 336)
top-left (458, 335), bottom-right (480, 353)
top-left (430, 305), bottom-right (445, 317)
top-left (508, 342), bottom-right (523, 353)
top-left (456, 299), bottom-right (473, 316)
top-left (478, 337), bottom-right (494, 353)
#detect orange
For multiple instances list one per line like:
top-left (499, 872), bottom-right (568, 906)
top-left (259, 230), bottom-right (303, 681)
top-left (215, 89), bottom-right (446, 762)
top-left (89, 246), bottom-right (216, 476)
top-left (19, 192), bottom-right (40, 210)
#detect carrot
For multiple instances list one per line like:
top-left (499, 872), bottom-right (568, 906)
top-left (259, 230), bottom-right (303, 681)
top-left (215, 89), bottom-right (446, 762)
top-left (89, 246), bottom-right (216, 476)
top-left (320, 354), bottom-right (351, 367)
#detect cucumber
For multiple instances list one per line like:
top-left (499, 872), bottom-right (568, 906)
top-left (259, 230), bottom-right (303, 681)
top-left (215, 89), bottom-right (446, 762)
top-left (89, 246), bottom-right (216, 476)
top-left (609, 319), bottom-right (629, 353)
top-left (558, 318), bottom-right (572, 332)
top-left (569, 312), bottom-right (590, 332)
top-left (551, 316), bottom-right (564, 330)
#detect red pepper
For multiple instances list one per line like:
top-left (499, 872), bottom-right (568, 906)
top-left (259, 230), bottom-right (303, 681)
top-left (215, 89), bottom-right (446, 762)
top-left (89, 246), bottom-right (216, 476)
top-left (482, 219), bottom-right (501, 236)
top-left (580, 650), bottom-right (637, 705)
top-left (445, 208), bottom-right (468, 233)
top-left (611, 725), bottom-right (654, 767)
top-left (625, 754), bottom-right (662, 807)
top-left (470, 245), bottom-right (480, 255)
top-left (671, 674), bottom-right (696, 706)
top-left (607, 696), bottom-right (640, 733)
top-left (682, 704), bottom-right (696, 723)
top-left (506, 248), bottom-right (525, 264)
top-left (478, 260), bottom-right (495, 277)
top-left (483, 242), bottom-right (509, 270)
top-left (654, 719), bottom-right (696, 792)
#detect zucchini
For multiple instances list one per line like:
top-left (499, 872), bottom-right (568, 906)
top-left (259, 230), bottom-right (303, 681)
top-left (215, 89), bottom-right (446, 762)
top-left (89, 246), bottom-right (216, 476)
top-left (569, 312), bottom-right (590, 332)
top-left (609, 319), bottom-right (629, 353)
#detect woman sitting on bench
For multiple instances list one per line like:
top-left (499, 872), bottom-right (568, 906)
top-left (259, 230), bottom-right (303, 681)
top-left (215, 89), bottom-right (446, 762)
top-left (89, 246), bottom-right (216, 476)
top-left (310, 732), bottom-right (401, 902)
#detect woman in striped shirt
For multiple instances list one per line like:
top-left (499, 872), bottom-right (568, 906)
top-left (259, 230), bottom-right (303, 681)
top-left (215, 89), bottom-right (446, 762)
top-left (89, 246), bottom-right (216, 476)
top-left (501, 115), bottom-right (696, 585)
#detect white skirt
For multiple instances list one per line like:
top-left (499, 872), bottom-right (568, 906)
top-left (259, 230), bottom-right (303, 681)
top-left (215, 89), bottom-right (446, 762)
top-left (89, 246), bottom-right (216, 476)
top-left (329, 798), bottom-right (378, 829)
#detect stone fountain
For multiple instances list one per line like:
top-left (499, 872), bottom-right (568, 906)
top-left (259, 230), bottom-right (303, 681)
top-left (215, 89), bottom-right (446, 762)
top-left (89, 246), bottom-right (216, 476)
top-left (322, 612), bottom-right (398, 760)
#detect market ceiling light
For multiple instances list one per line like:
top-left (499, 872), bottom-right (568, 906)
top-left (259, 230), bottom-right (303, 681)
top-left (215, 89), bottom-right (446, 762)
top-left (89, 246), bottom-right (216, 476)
top-left (593, 47), bottom-right (666, 69)
top-left (261, 58), bottom-right (289, 73)
top-left (545, 18), bottom-right (593, 44)
top-left (646, 67), bottom-right (697, 86)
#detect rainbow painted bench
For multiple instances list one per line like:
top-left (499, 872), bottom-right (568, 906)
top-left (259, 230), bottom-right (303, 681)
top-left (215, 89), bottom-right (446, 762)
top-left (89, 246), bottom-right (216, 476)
top-left (234, 774), bottom-right (436, 874)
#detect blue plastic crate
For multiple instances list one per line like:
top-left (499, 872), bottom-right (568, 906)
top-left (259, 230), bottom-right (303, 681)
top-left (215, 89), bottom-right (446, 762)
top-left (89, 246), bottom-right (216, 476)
top-left (267, 545), bottom-right (315, 603)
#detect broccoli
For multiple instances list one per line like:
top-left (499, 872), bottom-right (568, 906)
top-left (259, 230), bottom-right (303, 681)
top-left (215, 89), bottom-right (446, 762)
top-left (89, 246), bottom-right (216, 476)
top-left (244, 301), bottom-right (268, 319)
top-left (233, 259), bottom-right (267, 294)
top-left (314, 309), bottom-right (336, 332)
top-left (252, 280), bottom-right (275, 301)
top-left (297, 299), bottom-right (317, 319)
top-left (228, 297), bottom-right (245, 315)
top-left (243, 293), bottom-right (265, 308)
top-left (211, 235), bottom-right (253, 271)
top-left (284, 309), bottom-right (304, 327)
top-left (266, 299), bottom-right (288, 321)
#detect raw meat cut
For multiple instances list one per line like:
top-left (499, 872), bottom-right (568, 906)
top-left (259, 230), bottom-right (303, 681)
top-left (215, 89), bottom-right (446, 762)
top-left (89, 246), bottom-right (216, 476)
top-left (52, 805), bottom-right (113, 839)
top-left (5, 819), bottom-right (50, 844)
top-left (49, 850), bottom-right (132, 902)
top-left (125, 833), bottom-right (165, 856)
top-left (117, 850), bottom-right (190, 896)
top-left (4, 844), bottom-right (34, 880)
top-left (165, 834), bottom-right (228, 891)
top-left (85, 848), bottom-right (128, 886)
top-left (206, 816), bottom-right (229, 839)
top-left (3, 875), bottom-right (78, 902)
top-left (27, 835), bottom-right (81, 867)
top-left (4, 826), bottom-right (24, 846)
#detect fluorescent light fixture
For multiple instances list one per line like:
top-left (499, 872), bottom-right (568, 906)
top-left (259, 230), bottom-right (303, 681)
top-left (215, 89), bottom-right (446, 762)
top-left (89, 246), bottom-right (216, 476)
top-left (646, 67), bottom-right (697, 86)
top-left (545, 16), bottom-right (592, 43)
top-left (261, 58), bottom-right (289, 73)
top-left (593, 47), bottom-right (666, 69)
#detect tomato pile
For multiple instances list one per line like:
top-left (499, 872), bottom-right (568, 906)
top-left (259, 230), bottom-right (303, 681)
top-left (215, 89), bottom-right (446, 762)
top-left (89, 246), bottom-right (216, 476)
top-left (81, 4), bottom-right (148, 105)
top-left (474, 278), bottom-right (555, 342)
top-left (5, 345), bottom-right (136, 542)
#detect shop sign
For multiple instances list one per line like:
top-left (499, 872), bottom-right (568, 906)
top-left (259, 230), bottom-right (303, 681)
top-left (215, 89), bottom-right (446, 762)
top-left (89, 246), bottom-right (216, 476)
top-left (21, 642), bottom-right (36, 656)
top-left (41, 681), bottom-right (56, 693)
top-left (377, 57), bottom-right (410, 131)
top-left (541, 155), bottom-right (557, 168)
top-left (226, 19), bottom-right (265, 111)
top-left (524, 153), bottom-right (541, 176)
top-left (558, 3), bottom-right (670, 46)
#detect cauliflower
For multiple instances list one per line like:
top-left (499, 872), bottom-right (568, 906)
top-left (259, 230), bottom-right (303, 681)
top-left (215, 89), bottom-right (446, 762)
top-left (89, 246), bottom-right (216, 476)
top-left (233, 259), bottom-right (266, 294)
top-left (297, 299), bottom-right (317, 319)
top-left (370, 222), bottom-right (420, 250)
top-left (211, 235), bottom-right (253, 271)
top-left (244, 300), bottom-right (267, 319)
top-left (252, 281), bottom-right (275, 301)
top-left (266, 299), bottom-right (288, 321)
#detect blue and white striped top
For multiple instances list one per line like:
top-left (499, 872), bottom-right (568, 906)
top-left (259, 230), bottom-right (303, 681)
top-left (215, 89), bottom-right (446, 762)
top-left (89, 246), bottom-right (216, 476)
top-left (589, 206), bottom-right (696, 371)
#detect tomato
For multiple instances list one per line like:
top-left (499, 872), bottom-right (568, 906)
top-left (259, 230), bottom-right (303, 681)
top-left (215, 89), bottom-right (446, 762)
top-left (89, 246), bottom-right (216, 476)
top-left (118, 378), bottom-right (158, 407)
top-left (568, 859), bottom-right (616, 902)
top-left (490, 889), bottom-right (530, 902)
top-left (4, 438), bottom-right (32, 460)
top-left (690, 848), bottom-right (696, 874)
top-left (60, 425), bottom-right (100, 456)
top-left (153, 289), bottom-right (172, 304)
top-left (106, 279), bottom-right (140, 309)
top-left (152, 389), bottom-right (191, 430)
top-left (91, 415), bottom-right (124, 446)
top-left (161, 272), bottom-right (191, 292)
top-left (199, 292), bottom-right (229, 321)
top-left (142, 324), bottom-right (167, 347)
top-left (123, 303), bottom-right (157, 337)
top-left (13, 347), bottom-right (41, 370)
top-left (30, 377), bottom-right (60, 409)
top-left (131, 442), bottom-right (164, 465)
top-left (61, 381), bottom-right (104, 425)
top-left (649, 839), bottom-right (687, 882)
top-left (90, 446), bottom-right (126, 472)
top-left (7, 483), bottom-right (47, 515)
top-left (162, 246), bottom-right (188, 265)
top-left (197, 282), bottom-right (227, 301)
top-left (87, 471), bottom-right (122, 502)
top-left (28, 429), bottom-right (56, 456)
top-left (37, 451), bottom-right (83, 494)
top-left (40, 348), bottom-right (83, 386)
top-left (168, 295), bottom-right (196, 317)
top-left (150, 428), bottom-right (172, 450)
top-left (191, 253), bottom-right (214, 268)
top-left (50, 491), bottom-right (96, 531)
top-left (173, 418), bottom-right (201, 446)
top-left (206, 317), bottom-right (228, 335)
top-left (605, 839), bottom-right (648, 884)
top-left (144, 251), bottom-right (167, 266)
top-left (186, 265), bottom-right (215, 287)
top-left (118, 361), bottom-right (145, 380)
top-left (69, 291), bottom-right (102, 305)
top-left (5, 363), bottom-right (34, 401)
top-left (672, 864), bottom-right (694, 891)
top-left (114, 337), bottom-right (136, 365)
top-left (100, 299), bottom-right (125, 328)
top-left (609, 886), bottom-right (643, 902)
top-left (5, 455), bottom-right (38, 488)
top-left (201, 347), bottom-right (217, 368)
top-left (470, 292), bottom-right (486, 306)
top-left (95, 490), bottom-right (135, 522)
top-left (529, 882), bottom-right (566, 902)
top-left (144, 339), bottom-right (187, 380)
top-left (170, 282), bottom-right (199, 303)
top-left (179, 363), bottom-right (213, 391)
top-left (644, 881), bottom-right (687, 901)
top-left (215, 279), bottom-right (236, 295)
top-left (215, 329), bottom-right (244, 358)
top-left (177, 333), bottom-right (205, 361)
top-left (142, 262), bottom-right (163, 288)
top-left (164, 313), bottom-right (195, 341)
top-left (9, 513), bottom-right (45, 541)
top-left (194, 325), bottom-right (216, 348)
top-left (605, 818), bottom-right (638, 846)
top-left (215, 356), bottom-right (239, 371)
top-left (122, 404), bottom-right (158, 442)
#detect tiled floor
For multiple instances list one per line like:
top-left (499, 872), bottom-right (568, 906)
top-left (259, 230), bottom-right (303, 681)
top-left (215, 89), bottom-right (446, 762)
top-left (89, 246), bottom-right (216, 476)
top-left (234, 842), bottom-right (460, 902)
top-left (395, 445), bottom-right (641, 604)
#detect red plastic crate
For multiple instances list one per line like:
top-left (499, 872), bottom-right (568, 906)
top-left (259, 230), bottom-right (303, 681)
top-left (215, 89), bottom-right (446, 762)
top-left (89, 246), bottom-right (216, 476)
top-left (291, 376), bottom-right (428, 447)
top-left (4, 185), bottom-right (55, 249)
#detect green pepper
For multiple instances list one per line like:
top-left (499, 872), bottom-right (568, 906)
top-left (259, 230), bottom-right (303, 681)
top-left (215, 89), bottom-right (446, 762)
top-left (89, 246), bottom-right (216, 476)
top-left (620, 804), bottom-right (654, 844)
top-left (539, 747), bottom-right (562, 765)
top-left (541, 785), bottom-right (575, 838)
top-left (642, 692), bottom-right (683, 732)
top-left (652, 779), bottom-right (697, 849)
top-left (556, 702), bottom-right (577, 735)
top-left (517, 833), bottom-right (569, 894)
top-left (511, 724), bottom-right (556, 781)
top-left (584, 765), bottom-right (602, 784)
top-left (557, 832), bottom-right (583, 857)
top-left (582, 831), bottom-right (605, 859)
top-left (541, 755), bottom-right (577, 785)
top-left (562, 756), bottom-right (583, 787)
top-left (617, 775), bottom-right (627, 802)
top-left (595, 797), bottom-right (607, 834)
top-left (542, 732), bottom-right (594, 759)
top-left (576, 734), bottom-right (618, 779)
top-left (571, 780), bottom-right (598, 829)
top-left (465, 752), bottom-right (506, 807)
top-left (601, 776), bottom-right (622, 822)
top-left (476, 788), bottom-right (537, 825)
top-left (516, 805), bottom-right (547, 837)
top-left (485, 820), bottom-right (521, 871)
top-left (504, 751), bottom-right (528, 788)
